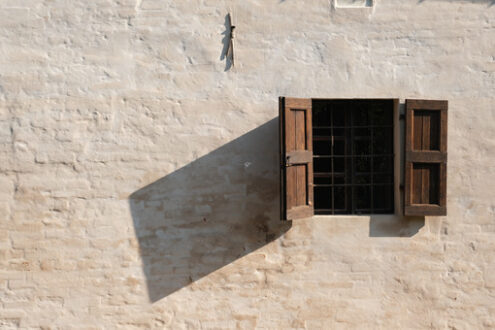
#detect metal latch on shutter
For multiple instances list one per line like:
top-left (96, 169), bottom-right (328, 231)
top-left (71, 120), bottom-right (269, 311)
top-left (285, 151), bottom-right (312, 166)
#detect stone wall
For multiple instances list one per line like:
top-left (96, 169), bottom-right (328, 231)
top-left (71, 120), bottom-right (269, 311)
top-left (1, 0), bottom-right (494, 328)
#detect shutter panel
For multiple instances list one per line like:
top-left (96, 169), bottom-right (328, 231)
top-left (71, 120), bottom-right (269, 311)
top-left (404, 99), bottom-right (447, 216)
top-left (279, 97), bottom-right (314, 220)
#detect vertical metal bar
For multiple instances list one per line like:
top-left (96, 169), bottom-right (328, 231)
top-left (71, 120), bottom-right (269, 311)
top-left (370, 103), bottom-right (374, 214)
top-left (348, 102), bottom-right (354, 214)
top-left (330, 107), bottom-right (334, 214)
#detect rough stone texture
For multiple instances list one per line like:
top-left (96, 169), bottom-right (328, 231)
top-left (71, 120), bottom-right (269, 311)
top-left (1, 0), bottom-right (495, 328)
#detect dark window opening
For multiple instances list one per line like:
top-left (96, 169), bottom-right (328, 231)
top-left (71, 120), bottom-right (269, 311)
top-left (312, 99), bottom-right (394, 215)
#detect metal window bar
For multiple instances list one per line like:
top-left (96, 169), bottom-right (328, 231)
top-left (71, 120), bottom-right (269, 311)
top-left (312, 100), bottom-right (394, 214)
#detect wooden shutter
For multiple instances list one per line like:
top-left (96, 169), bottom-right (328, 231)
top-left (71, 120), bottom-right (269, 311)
top-left (279, 97), bottom-right (314, 220)
top-left (404, 99), bottom-right (447, 216)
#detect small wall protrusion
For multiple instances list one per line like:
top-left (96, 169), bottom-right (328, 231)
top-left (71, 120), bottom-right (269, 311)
top-left (335, 0), bottom-right (373, 8)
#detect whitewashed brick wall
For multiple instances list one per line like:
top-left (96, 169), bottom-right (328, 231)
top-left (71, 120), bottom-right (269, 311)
top-left (1, 0), bottom-right (494, 328)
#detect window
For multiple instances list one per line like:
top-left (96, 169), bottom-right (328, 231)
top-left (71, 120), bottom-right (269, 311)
top-left (279, 97), bottom-right (448, 221)
top-left (312, 99), bottom-right (394, 215)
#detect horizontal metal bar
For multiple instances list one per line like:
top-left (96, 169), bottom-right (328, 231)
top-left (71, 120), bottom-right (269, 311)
top-left (314, 183), bottom-right (393, 187)
top-left (315, 209), bottom-right (393, 214)
top-left (315, 209), bottom-right (348, 213)
top-left (314, 172), bottom-right (346, 177)
top-left (314, 171), bottom-right (392, 176)
top-left (313, 136), bottom-right (379, 139)
top-left (313, 155), bottom-right (393, 158)
top-left (313, 125), bottom-right (393, 129)
top-left (313, 136), bottom-right (345, 141)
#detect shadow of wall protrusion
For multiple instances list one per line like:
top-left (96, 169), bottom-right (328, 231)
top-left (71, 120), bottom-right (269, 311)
top-left (369, 215), bottom-right (424, 237)
top-left (129, 119), bottom-right (291, 302)
top-left (220, 14), bottom-right (233, 71)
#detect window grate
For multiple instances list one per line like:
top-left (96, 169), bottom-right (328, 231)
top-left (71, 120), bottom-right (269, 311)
top-left (312, 100), bottom-right (394, 215)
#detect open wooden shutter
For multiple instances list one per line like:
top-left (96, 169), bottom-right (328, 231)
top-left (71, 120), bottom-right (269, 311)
top-left (279, 97), bottom-right (314, 220)
top-left (404, 99), bottom-right (447, 216)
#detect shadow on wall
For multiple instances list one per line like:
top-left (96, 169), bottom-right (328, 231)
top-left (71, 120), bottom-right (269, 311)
top-left (220, 14), bottom-right (233, 72)
top-left (129, 119), bottom-right (291, 302)
top-left (369, 215), bottom-right (424, 237)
